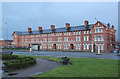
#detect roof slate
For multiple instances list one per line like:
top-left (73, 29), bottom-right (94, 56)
top-left (15, 24), bottom-right (94, 36)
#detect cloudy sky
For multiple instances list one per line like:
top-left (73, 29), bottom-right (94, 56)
top-left (2, 2), bottom-right (118, 40)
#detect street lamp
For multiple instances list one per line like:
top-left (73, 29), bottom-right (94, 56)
top-left (5, 22), bottom-right (8, 40)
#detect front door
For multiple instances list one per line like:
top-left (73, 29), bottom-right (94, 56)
top-left (54, 44), bottom-right (56, 50)
top-left (93, 44), bottom-right (96, 52)
top-left (71, 44), bottom-right (74, 50)
top-left (38, 45), bottom-right (40, 50)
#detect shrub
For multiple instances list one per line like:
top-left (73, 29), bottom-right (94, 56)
top-left (2, 54), bottom-right (18, 60)
top-left (3, 56), bottom-right (36, 69)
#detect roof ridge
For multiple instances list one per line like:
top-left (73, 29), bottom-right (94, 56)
top-left (18, 24), bottom-right (94, 33)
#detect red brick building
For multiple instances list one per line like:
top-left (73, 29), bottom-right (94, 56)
top-left (0, 40), bottom-right (13, 48)
top-left (12, 21), bottom-right (116, 52)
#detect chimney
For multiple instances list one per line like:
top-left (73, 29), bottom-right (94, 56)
top-left (38, 27), bottom-right (42, 32)
top-left (66, 23), bottom-right (70, 30)
top-left (51, 25), bottom-right (55, 30)
top-left (28, 28), bottom-right (32, 33)
top-left (84, 20), bottom-right (89, 28)
top-left (107, 23), bottom-right (110, 28)
top-left (112, 25), bottom-right (114, 30)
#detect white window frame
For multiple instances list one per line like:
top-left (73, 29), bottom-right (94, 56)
top-left (76, 37), bottom-right (78, 41)
top-left (79, 36), bottom-right (81, 41)
top-left (76, 44), bottom-right (78, 50)
top-left (84, 36), bottom-right (86, 41)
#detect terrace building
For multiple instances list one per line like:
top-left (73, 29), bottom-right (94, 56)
top-left (0, 40), bottom-right (13, 48)
top-left (12, 21), bottom-right (116, 52)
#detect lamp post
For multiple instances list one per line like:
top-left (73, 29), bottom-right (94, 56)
top-left (5, 22), bottom-right (8, 40)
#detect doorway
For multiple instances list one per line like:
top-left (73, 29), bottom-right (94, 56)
top-left (93, 44), bottom-right (96, 52)
top-left (70, 44), bottom-right (74, 50)
top-left (38, 45), bottom-right (40, 50)
top-left (54, 44), bottom-right (56, 50)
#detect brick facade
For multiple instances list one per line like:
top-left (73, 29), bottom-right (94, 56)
top-left (0, 40), bottom-right (13, 48)
top-left (12, 21), bottom-right (116, 52)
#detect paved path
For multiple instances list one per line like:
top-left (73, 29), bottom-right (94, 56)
top-left (13, 51), bottom-right (120, 60)
top-left (2, 58), bottom-right (61, 77)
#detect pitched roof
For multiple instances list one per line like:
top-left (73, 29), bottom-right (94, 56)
top-left (4, 40), bottom-right (13, 42)
top-left (15, 24), bottom-right (94, 36)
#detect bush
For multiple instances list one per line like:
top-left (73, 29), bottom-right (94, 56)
top-left (3, 56), bottom-right (36, 69)
top-left (2, 54), bottom-right (18, 60)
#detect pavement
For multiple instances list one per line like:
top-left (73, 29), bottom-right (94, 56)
top-left (2, 58), bottom-right (61, 77)
top-left (12, 50), bottom-right (120, 60)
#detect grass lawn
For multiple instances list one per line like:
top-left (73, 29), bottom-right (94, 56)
top-left (18, 55), bottom-right (119, 77)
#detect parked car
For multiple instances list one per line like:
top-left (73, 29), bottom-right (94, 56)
top-left (114, 49), bottom-right (119, 53)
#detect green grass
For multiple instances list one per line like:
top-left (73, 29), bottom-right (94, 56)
top-left (18, 55), bottom-right (119, 77)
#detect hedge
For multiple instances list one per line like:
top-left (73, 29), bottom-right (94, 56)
top-left (3, 56), bottom-right (36, 69)
top-left (2, 54), bottom-right (19, 60)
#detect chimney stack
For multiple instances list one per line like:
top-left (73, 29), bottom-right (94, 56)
top-left (107, 23), bottom-right (110, 28)
top-left (66, 23), bottom-right (70, 30)
top-left (51, 25), bottom-right (55, 31)
top-left (112, 25), bottom-right (114, 30)
top-left (28, 28), bottom-right (32, 33)
top-left (84, 20), bottom-right (89, 28)
top-left (38, 27), bottom-right (42, 32)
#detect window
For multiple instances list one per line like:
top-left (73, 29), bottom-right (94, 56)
top-left (69, 32), bottom-right (70, 35)
top-left (98, 28), bottom-right (100, 33)
top-left (101, 28), bottom-right (103, 32)
top-left (61, 44), bottom-right (62, 49)
top-left (95, 35), bottom-right (97, 41)
top-left (67, 37), bottom-right (68, 41)
top-left (76, 32), bottom-right (78, 35)
top-left (90, 30), bottom-right (91, 34)
top-left (87, 44), bottom-right (89, 50)
top-left (76, 37), bottom-right (78, 41)
top-left (79, 36), bottom-right (81, 41)
top-left (98, 36), bottom-right (100, 41)
top-left (79, 44), bottom-right (81, 50)
top-left (76, 44), bottom-right (78, 50)
top-left (95, 28), bottom-right (98, 33)
top-left (98, 44), bottom-right (100, 50)
top-left (84, 36), bottom-right (86, 41)
top-left (101, 35), bottom-right (104, 41)
top-left (64, 33), bottom-right (66, 35)
top-left (87, 36), bottom-right (89, 41)
top-left (67, 44), bottom-right (68, 49)
top-left (101, 44), bottom-right (104, 50)
top-left (84, 44), bottom-right (86, 50)
top-left (84, 31), bottom-right (86, 34)
top-left (67, 32), bottom-right (68, 35)
top-left (64, 44), bottom-right (66, 49)
top-left (87, 31), bottom-right (89, 34)
top-left (74, 32), bottom-right (75, 35)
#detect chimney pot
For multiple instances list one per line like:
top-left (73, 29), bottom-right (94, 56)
top-left (66, 23), bottom-right (70, 29)
top-left (28, 28), bottom-right (32, 33)
top-left (112, 25), bottom-right (114, 30)
top-left (38, 27), bottom-right (42, 32)
top-left (107, 23), bottom-right (110, 28)
top-left (51, 25), bottom-right (55, 30)
top-left (84, 20), bottom-right (89, 28)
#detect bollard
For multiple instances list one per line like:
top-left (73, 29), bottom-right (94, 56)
top-left (98, 49), bottom-right (100, 54)
top-left (96, 49), bottom-right (102, 55)
top-left (30, 48), bottom-right (32, 52)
